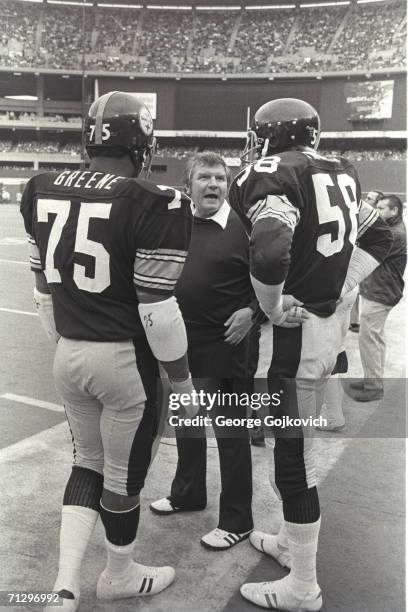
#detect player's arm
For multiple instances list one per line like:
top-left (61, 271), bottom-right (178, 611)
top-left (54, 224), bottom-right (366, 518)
top-left (342, 199), bottom-right (393, 294)
top-left (33, 271), bottom-right (60, 342)
top-left (136, 288), bottom-right (190, 382)
top-left (136, 288), bottom-right (197, 417)
top-left (249, 194), bottom-right (301, 326)
top-left (20, 178), bottom-right (60, 342)
top-left (134, 190), bottom-right (196, 414)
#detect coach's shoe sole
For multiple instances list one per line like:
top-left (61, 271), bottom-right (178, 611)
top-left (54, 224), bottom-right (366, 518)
top-left (150, 497), bottom-right (205, 516)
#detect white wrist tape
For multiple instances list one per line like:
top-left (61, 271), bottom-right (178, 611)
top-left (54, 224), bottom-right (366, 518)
top-left (342, 247), bottom-right (379, 294)
top-left (33, 287), bottom-right (60, 342)
top-left (138, 296), bottom-right (187, 362)
top-left (250, 275), bottom-right (285, 321)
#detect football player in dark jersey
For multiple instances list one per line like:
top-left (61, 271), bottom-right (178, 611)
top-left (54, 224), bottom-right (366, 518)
top-left (20, 92), bottom-right (194, 611)
top-left (229, 98), bottom-right (392, 611)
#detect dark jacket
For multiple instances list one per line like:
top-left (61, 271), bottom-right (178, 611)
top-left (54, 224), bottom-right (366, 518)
top-left (360, 216), bottom-right (406, 307)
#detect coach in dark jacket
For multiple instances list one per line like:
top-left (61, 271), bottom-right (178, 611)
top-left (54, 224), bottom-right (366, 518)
top-left (352, 195), bottom-right (406, 401)
top-left (150, 152), bottom-right (256, 550)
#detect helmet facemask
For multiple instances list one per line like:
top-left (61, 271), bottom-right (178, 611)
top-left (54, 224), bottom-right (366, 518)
top-left (140, 135), bottom-right (157, 178)
top-left (240, 129), bottom-right (261, 165)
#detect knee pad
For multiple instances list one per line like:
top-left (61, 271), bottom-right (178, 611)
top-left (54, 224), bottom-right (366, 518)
top-left (100, 503), bottom-right (140, 546)
top-left (63, 466), bottom-right (104, 511)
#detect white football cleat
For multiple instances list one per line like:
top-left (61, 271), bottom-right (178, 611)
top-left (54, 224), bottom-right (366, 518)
top-left (96, 561), bottom-right (175, 600)
top-left (240, 576), bottom-right (322, 611)
top-left (249, 530), bottom-right (291, 568)
top-left (200, 527), bottom-right (252, 551)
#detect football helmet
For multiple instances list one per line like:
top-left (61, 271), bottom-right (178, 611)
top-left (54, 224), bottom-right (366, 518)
top-left (83, 91), bottom-right (156, 176)
top-left (242, 98), bottom-right (321, 163)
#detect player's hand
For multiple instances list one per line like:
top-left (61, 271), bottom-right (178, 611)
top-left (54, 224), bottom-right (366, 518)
top-left (271, 295), bottom-right (309, 328)
top-left (224, 307), bottom-right (253, 345)
top-left (282, 295), bottom-right (303, 310)
top-left (169, 376), bottom-right (200, 418)
top-left (279, 305), bottom-right (309, 327)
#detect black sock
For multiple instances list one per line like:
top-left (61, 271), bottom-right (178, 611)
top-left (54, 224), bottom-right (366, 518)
top-left (63, 466), bottom-right (103, 511)
top-left (100, 504), bottom-right (140, 546)
top-left (283, 487), bottom-right (320, 523)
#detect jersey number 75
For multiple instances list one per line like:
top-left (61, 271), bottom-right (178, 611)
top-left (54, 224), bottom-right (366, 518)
top-left (37, 198), bottom-right (112, 293)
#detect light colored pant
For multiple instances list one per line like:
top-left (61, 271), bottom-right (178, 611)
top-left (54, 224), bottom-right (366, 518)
top-left (53, 337), bottom-right (160, 496)
top-left (257, 305), bottom-right (350, 499)
top-left (359, 296), bottom-right (393, 390)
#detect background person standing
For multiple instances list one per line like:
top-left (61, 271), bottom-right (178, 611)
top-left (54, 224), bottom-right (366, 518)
top-left (349, 189), bottom-right (384, 333)
top-left (352, 194), bottom-right (406, 401)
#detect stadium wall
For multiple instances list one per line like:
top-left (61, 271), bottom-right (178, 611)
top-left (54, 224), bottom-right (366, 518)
top-left (97, 73), bottom-right (406, 132)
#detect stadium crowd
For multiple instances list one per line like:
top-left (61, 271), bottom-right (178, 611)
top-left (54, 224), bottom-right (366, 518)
top-left (0, 0), bottom-right (405, 73)
top-left (0, 139), bottom-right (405, 161)
top-left (0, 139), bottom-right (81, 154)
top-left (0, 111), bottom-right (81, 123)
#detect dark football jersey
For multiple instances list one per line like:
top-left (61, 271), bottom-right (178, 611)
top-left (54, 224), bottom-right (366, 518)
top-left (229, 149), bottom-right (372, 316)
top-left (21, 169), bottom-right (192, 341)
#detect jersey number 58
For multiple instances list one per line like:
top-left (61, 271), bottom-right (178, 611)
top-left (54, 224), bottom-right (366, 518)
top-left (313, 173), bottom-right (358, 258)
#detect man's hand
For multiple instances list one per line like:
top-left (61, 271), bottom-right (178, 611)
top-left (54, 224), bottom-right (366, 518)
top-left (224, 307), bottom-right (253, 345)
top-left (273, 295), bottom-right (309, 328)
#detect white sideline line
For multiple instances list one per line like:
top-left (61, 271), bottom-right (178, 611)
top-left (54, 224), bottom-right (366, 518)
top-left (0, 421), bottom-right (67, 463)
top-left (0, 307), bottom-right (37, 317)
top-left (0, 258), bottom-right (28, 265)
top-left (0, 393), bottom-right (64, 413)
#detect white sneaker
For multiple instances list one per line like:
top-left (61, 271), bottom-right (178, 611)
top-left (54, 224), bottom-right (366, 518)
top-left (149, 497), bottom-right (182, 515)
top-left (200, 527), bottom-right (252, 551)
top-left (240, 575), bottom-right (322, 611)
top-left (44, 590), bottom-right (79, 612)
top-left (249, 531), bottom-right (291, 568)
top-left (96, 561), bottom-right (175, 600)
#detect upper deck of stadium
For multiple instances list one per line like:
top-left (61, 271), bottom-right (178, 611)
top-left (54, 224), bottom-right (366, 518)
top-left (0, 0), bottom-right (405, 76)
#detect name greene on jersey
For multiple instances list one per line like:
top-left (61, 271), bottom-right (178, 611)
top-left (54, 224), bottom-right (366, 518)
top-left (21, 170), bottom-right (193, 342)
top-left (53, 169), bottom-right (125, 191)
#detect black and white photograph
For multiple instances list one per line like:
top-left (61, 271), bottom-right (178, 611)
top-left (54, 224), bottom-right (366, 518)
top-left (0, 0), bottom-right (406, 611)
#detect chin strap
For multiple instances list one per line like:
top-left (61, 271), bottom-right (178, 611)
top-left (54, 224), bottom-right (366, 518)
top-left (261, 137), bottom-right (270, 158)
top-left (240, 129), bottom-right (260, 165)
